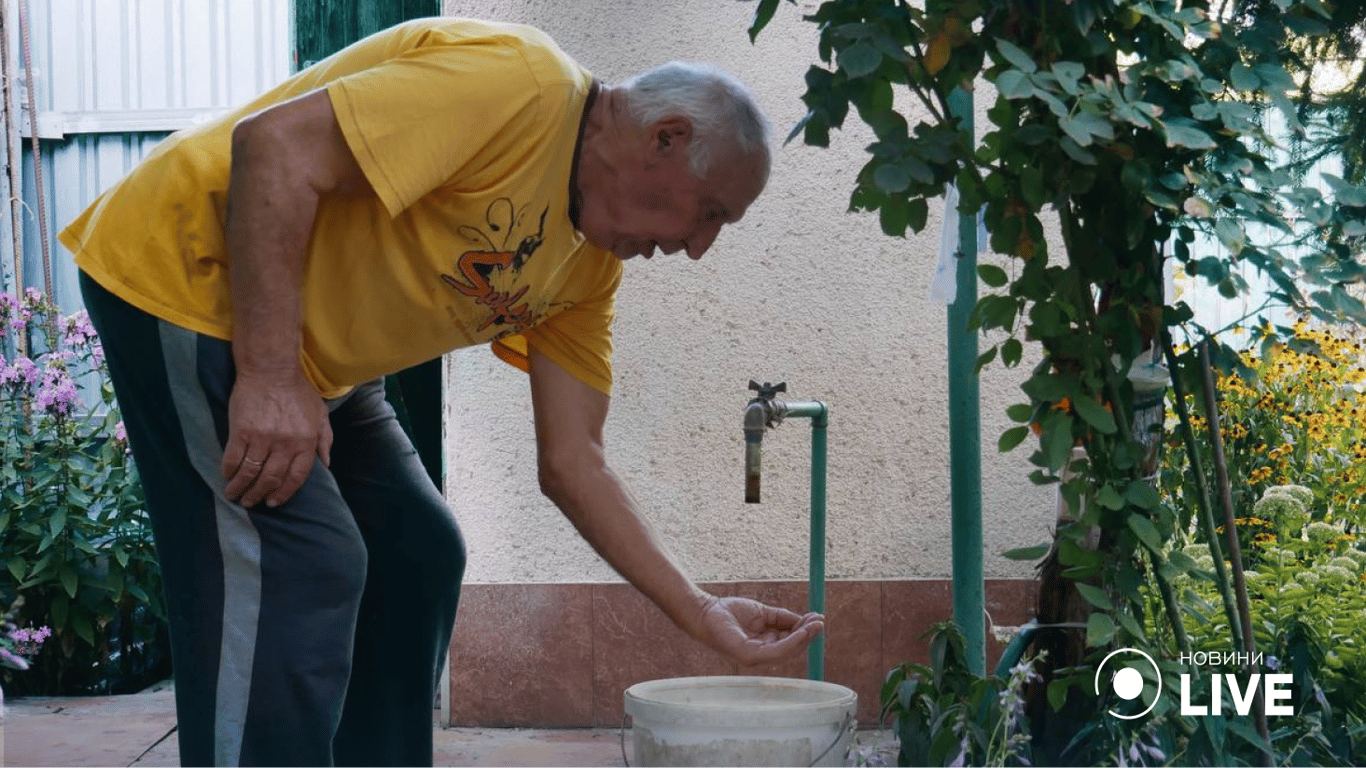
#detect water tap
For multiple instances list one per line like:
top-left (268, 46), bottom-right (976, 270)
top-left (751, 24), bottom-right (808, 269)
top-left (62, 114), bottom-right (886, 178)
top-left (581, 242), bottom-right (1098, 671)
top-left (744, 380), bottom-right (788, 503)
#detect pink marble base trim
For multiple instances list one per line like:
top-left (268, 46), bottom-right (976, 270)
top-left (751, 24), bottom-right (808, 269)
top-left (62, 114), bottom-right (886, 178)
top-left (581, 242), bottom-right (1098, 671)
top-left (447, 578), bottom-right (1039, 728)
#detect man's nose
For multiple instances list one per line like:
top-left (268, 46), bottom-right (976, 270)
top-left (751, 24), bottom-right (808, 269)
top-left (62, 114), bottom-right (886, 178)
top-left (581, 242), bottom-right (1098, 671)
top-left (684, 222), bottom-right (723, 261)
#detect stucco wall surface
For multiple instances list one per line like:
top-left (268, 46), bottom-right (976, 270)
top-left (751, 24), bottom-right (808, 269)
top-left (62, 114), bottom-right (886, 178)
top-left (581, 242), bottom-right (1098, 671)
top-left (441, 0), bottom-right (1057, 583)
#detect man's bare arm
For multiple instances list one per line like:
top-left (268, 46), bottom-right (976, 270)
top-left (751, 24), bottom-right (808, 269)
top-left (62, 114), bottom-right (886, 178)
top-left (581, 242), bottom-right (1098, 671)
top-left (528, 348), bottom-right (823, 663)
top-left (222, 89), bottom-right (370, 507)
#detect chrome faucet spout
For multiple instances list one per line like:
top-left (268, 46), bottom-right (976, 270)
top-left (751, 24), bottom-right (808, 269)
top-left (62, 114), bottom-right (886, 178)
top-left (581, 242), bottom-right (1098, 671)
top-left (744, 399), bottom-right (768, 503)
top-left (744, 381), bottom-right (787, 504)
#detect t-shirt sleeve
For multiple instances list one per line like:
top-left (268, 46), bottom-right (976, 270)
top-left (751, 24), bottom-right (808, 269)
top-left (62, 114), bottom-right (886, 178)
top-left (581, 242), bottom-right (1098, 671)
top-left (326, 41), bottom-right (544, 217)
top-left (491, 248), bottom-right (622, 395)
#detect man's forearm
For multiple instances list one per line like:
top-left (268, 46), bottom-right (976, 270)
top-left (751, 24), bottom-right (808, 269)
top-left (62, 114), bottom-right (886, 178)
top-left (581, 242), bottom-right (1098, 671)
top-left (225, 115), bottom-right (319, 375)
top-left (541, 452), bottom-right (713, 639)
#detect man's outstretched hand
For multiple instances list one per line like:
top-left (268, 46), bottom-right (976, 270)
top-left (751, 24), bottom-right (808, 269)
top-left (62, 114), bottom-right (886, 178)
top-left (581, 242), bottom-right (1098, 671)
top-left (695, 596), bottom-right (825, 666)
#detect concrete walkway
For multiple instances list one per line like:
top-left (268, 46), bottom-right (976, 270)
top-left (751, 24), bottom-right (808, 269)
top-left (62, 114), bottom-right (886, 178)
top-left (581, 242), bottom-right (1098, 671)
top-left (2, 686), bottom-right (893, 767)
top-left (1, 688), bottom-right (627, 767)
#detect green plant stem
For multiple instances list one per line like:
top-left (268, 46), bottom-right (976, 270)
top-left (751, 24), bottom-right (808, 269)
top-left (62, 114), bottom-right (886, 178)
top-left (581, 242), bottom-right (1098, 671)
top-left (1087, 286), bottom-right (1201, 658)
top-left (1163, 334), bottom-right (1244, 652)
top-left (894, 6), bottom-right (950, 126)
top-left (1058, 200), bottom-right (1130, 451)
top-left (1151, 549), bottom-right (1193, 657)
top-left (1198, 339), bottom-right (1259, 658)
top-left (1198, 338), bottom-right (1272, 767)
top-left (903, 58), bottom-right (950, 126)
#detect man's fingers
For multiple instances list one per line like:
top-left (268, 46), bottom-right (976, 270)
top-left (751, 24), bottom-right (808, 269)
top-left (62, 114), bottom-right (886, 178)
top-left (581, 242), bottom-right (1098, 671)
top-left (762, 604), bottom-right (806, 629)
top-left (752, 606), bottom-right (821, 636)
top-left (318, 419), bottom-right (333, 468)
top-left (740, 622), bottom-right (821, 665)
top-left (223, 451), bottom-right (266, 502)
top-left (704, 598), bottom-right (825, 665)
top-left (221, 437), bottom-right (249, 481)
top-left (225, 435), bottom-right (327, 508)
top-left (240, 453), bottom-right (292, 508)
top-left (222, 372), bottom-right (330, 506)
top-left (731, 610), bottom-right (826, 666)
top-left (266, 452), bottom-right (316, 508)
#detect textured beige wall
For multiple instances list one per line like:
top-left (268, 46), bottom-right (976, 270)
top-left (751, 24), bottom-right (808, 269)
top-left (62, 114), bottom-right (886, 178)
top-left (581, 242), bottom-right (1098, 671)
top-left (440, 0), bottom-right (1056, 583)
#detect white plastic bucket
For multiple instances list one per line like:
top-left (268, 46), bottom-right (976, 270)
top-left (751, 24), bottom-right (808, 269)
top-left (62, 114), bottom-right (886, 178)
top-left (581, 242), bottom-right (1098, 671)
top-left (624, 676), bottom-right (858, 767)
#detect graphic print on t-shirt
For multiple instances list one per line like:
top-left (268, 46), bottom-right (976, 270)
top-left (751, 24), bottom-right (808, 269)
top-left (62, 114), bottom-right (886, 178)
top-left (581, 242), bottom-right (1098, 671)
top-left (441, 198), bottom-right (548, 337)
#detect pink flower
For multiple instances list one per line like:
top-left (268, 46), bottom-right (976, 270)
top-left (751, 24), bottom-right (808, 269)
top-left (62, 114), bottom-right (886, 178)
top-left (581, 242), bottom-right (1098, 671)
top-left (35, 380), bottom-right (77, 415)
top-left (34, 354), bottom-right (80, 415)
top-left (9, 625), bottom-right (51, 658)
top-left (114, 420), bottom-right (128, 442)
top-left (11, 356), bottom-right (37, 385)
top-left (7, 299), bottom-right (31, 336)
top-left (12, 625), bottom-right (51, 643)
top-left (0, 291), bottom-right (15, 330)
top-left (62, 311), bottom-right (100, 348)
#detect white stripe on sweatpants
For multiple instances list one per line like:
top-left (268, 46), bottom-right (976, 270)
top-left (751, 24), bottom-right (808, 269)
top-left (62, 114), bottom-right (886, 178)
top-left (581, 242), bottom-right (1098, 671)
top-left (158, 321), bottom-right (263, 767)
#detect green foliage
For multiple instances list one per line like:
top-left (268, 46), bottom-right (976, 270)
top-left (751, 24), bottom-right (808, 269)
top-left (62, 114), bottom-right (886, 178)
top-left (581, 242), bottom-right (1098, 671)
top-left (1158, 487), bottom-right (1366, 764)
top-left (748, 0), bottom-right (1366, 325)
top-left (1260, 0), bottom-right (1366, 187)
top-left (746, 0), bottom-right (1366, 763)
top-left (0, 288), bottom-right (167, 695)
top-left (745, 0), bottom-right (1366, 594)
top-left (880, 623), bottom-right (1038, 766)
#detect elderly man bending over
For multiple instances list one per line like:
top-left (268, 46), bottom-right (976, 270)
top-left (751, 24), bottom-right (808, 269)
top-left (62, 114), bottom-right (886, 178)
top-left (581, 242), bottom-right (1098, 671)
top-left (60, 16), bottom-right (822, 768)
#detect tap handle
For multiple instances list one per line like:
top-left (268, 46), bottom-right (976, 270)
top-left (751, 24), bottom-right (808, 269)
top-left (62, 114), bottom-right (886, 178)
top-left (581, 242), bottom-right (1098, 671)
top-left (748, 380), bottom-right (787, 401)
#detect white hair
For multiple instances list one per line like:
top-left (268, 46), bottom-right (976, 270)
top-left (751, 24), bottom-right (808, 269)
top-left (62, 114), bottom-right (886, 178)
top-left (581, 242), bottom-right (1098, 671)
top-left (618, 61), bottom-right (771, 181)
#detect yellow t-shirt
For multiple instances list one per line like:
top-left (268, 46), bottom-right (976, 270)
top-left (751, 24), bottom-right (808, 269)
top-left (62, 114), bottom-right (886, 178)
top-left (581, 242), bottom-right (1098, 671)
top-left (59, 18), bottom-right (621, 398)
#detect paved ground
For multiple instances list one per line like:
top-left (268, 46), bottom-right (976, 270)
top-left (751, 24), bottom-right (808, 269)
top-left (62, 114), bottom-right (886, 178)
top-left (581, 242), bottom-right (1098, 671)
top-left (1, 688), bottom-right (628, 767)
top-left (2, 686), bottom-right (893, 766)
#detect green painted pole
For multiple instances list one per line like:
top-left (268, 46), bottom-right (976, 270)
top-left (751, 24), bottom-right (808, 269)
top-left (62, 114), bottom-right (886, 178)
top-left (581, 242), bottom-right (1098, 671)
top-left (810, 413), bottom-right (826, 681)
top-left (947, 86), bottom-right (985, 676)
top-left (783, 400), bottom-right (828, 680)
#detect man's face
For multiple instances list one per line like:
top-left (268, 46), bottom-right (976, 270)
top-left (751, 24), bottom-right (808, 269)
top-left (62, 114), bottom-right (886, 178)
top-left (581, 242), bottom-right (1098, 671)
top-left (580, 119), bottom-right (766, 261)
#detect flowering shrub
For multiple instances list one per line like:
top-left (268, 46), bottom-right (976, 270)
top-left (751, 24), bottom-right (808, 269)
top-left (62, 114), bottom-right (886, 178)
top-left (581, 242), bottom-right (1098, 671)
top-left (1161, 323), bottom-right (1366, 543)
top-left (0, 288), bottom-right (167, 695)
top-left (10, 625), bottom-right (51, 658)
top-left (1157, 486), bottom-right (1366, 764)
top-left (1145, 330), bottom-right (1366, 765)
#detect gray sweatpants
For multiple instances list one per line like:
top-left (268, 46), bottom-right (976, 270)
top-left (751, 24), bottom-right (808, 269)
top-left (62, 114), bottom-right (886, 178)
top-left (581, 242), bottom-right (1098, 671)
top-left (80, 271), bottom-right (465, 766)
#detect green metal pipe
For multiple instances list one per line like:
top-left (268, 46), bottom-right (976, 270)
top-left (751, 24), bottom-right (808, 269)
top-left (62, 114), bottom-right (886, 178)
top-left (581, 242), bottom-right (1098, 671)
top-left (947, 86), bottom-right (985, 676)
top-left (742, 386), bottom-right (829, 680)
top-left (783, 401), bottom-right (828, 680)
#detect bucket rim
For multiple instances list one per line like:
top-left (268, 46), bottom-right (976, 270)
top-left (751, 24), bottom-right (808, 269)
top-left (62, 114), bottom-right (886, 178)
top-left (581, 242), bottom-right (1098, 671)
top-left (623, 675), bottom-right (857, 728)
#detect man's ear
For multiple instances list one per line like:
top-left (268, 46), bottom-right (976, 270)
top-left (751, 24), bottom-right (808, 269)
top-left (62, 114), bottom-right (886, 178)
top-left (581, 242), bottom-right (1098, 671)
top-left (651, 116), bottom-right (693, 155)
